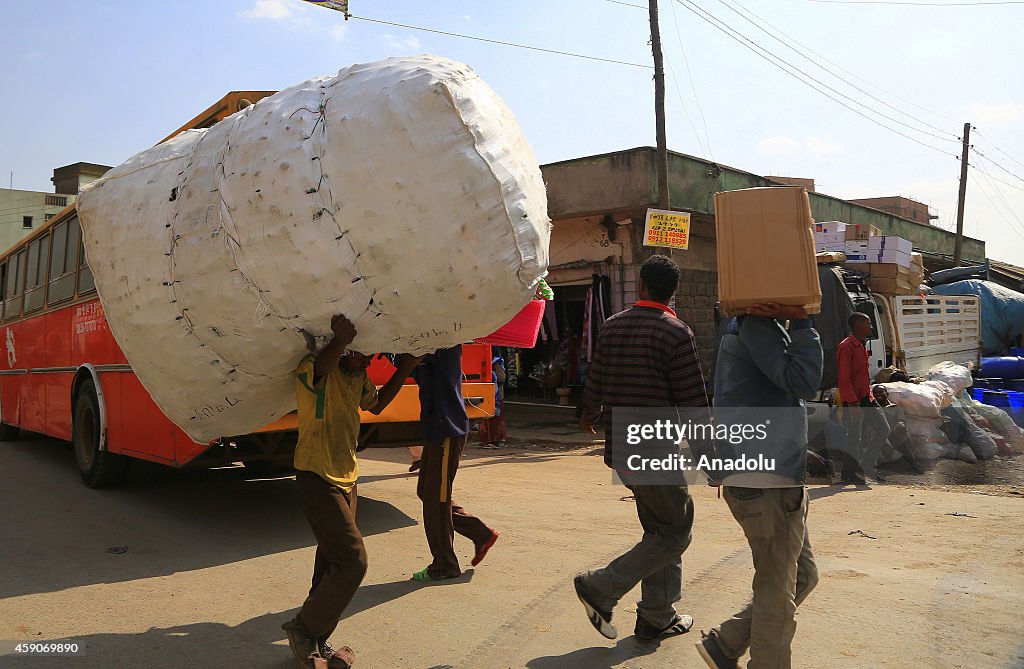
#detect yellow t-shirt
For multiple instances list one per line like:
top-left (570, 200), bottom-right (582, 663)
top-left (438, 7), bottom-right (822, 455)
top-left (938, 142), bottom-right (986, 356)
top-left (294, 355), bottom-right (379, 491)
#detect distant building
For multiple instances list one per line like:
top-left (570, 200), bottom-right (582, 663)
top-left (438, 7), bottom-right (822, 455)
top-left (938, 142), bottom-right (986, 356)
top-left (847, 196), bottom-right (937, 225)
top-left (767, 176), bottom-right (816, 192)
top-left (0, 163), bottom-right (111, 252)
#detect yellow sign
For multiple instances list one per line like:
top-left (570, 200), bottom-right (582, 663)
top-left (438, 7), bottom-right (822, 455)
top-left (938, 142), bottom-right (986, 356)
top-left (643, 209), bottom-right (691, 250)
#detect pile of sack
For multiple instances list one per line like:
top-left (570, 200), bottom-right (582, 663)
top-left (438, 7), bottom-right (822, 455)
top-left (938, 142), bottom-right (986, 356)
top-left (880, 361), bottom-right (1023, 462)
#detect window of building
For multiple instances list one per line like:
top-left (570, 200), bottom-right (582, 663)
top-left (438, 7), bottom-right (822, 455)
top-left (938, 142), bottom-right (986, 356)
top-left (44, 213), bottom-right (55, 222)
top-left (22, 216), bottom-right (33, 230)
top-left (44, 195), bottom-right (67, 207)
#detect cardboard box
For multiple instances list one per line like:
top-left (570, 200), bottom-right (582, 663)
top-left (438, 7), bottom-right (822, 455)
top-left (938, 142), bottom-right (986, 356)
top-left (868, 277), bottom-right (918, 295)
top-left (845, 240), bottom-right (870, 255)
top-left (867, 235), bottom-right (913, 254)
top-left (911, 251), bottom-right (924, 268)
top-left (714, 187), bottom-right (821, 315)
top-left (844, 224), bottom-right (881, 240)
top-left (814, 221), bottom-right (847, 234)
top-left (875, 249), bottom-right (912, 267)
top-left (867, 263), bottom-right (911, 279)
top-left (815, 231), bottom-right (846, 244)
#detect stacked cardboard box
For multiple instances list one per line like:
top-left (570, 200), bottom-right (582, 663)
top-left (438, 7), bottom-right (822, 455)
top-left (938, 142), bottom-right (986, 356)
top-left (868, 235), bottom-right (912, 267)
top-left (844, 223), bottom-right (881, 241)
top-left (866, 250), bottom-right (926, 295)
top-left (813, 221), bottom-right (847, 253)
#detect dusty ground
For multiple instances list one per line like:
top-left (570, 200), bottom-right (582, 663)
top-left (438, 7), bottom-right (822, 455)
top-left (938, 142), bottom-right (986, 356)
top-left (1, 424), bottom-right (1023, 669)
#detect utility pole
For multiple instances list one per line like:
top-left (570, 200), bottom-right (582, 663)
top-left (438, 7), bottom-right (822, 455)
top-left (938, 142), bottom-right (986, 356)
top-left (649, 0), bottom-right (669, 209)
top-left (953, 121), bottom-right (971, 266)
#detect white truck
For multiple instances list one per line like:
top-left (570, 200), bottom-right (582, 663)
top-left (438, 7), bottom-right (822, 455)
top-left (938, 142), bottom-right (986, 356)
top-left (805, 266), bottom-right (982, 425)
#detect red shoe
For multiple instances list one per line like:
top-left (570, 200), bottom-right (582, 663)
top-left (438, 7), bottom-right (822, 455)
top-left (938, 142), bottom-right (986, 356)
top-left (471, 531), bottom-right (500, 566)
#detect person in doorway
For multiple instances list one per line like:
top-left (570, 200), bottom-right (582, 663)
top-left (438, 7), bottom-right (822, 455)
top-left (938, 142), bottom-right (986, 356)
top-left (696, 302), bottom-right (823, 669)
top-left (575, 254), bottom-right (708, 643)
top-left (480, 350), bottom-right (508, 448)
top-left (282, 314), bottom-right (422, 669)
top-left (836, 312), bottom-right (890, 483)
top-left (411, 345), bottom-right (499, 580)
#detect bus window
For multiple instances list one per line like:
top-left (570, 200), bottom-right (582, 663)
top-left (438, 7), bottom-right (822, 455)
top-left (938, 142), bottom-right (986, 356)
top-left (0, 262), bottom-right (5, 321)
top-left (47, 219), bottom-right (76, 305)
top-left (24, 232), bottom-right (50, 314)
top-left (4, 249), bottom-right (25, 321)
top-left (76, 232), bottom-right (96, 295)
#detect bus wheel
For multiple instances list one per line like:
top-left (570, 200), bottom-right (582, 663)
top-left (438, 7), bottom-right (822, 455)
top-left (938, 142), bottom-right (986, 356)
top-left (0, 422), bottom-right (18, 441)
top-left (73, 380), bottom-right (126, 488)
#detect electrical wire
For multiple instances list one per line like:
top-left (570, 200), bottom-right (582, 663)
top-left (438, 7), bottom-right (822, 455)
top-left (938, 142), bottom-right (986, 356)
top-left (713, 0), bottom-right (960, 136)
top-left (969, 172), bottom-right (1024, 242)
top-left (666, 0), bottom-right (715, 159)
top-left (807, 0), bottom-right (1024, 5)
top-left (971, 147), bottom-right (1024, 186)
top-left (968, 161), bottom-right (1024, 192)
top-left (973, 129), bottom-right (1024, 172)
top-left (348, 14), bottom-right (652, 69)
top-left (672, 0), bottom-right (960, 157)
top-left (665, 61), bottom-right (711, 157)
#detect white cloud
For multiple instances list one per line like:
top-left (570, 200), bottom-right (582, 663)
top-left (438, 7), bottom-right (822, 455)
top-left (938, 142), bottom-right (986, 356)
top-left (806, 136), bottom-right (840, 156)
top-left (756, 136), bottom-right (802, 156)
top-left (328, 24), bottom-right (348, 41)
top-left (967, 101), bottom-right (1024, 125)
top-left (239, 0), bottom-right (294, 20)
top-left (379, 34), bottom-right (422, 53)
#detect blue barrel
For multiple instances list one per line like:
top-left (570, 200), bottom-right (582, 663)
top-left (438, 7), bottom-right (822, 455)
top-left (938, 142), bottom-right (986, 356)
top-left (970, 387), bottom-right (986, 402)
top-left (980, 356), bottom-right (1024, 379)
top-left (1008, 391), bottom-right (1024, 427)
top-left (983, 390), bottom-right (1012, 412)
top-left (1010, 347), bottom-right (1024, 357)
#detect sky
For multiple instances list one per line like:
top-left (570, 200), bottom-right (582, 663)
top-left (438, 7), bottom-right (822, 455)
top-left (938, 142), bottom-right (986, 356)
top-left (2, 0), bottom-right (1023, 264)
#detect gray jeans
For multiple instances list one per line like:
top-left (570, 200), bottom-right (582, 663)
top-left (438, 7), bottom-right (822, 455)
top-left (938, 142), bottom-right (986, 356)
top-left (714, 486), bottom-right (818, 669)
top-left (843, 403), bottom-right (891, 477)
top-left (582, 480), bottom-right (694, 628)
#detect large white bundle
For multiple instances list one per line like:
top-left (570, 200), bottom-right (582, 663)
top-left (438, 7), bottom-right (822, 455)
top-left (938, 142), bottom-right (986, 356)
top-left (880, 381), bottom-right (953, 418)
top-left (77, 56), bottom-right (551, 442)
top-left (927, 361), bottom-right (973, 395)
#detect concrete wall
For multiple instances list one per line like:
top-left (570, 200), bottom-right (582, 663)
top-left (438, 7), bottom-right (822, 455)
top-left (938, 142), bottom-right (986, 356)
top-left (0, 189), bottom-right (75, 253)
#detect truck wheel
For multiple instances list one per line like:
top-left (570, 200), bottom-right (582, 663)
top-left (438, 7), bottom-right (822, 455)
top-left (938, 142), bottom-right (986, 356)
top-left (73, 379), bottom-right (126, 488)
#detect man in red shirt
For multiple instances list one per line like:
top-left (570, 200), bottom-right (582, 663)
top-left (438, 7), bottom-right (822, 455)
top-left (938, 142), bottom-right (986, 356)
top-left (835, 312), bottom-right (890, 483)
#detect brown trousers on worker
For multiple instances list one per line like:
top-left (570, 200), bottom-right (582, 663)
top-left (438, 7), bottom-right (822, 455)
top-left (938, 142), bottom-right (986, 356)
top-left (713, 486), bottom-right (818, 669)
top-left (417, 435), bottom-right (493, 578)
top-left (294, 471), bottom-right (368, 642)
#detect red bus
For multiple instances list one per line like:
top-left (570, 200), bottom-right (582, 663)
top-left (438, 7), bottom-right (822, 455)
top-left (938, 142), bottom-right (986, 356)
top-left (0, 205), bottom-right (495, 487)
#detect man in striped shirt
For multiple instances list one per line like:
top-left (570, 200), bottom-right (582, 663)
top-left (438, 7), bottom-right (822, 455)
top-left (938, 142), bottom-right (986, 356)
top-left (574, 254), bottom-right (710, 643)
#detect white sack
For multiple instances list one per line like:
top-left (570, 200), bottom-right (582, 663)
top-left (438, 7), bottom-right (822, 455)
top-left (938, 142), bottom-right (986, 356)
top-left (927, 361), bottom-right (973, 395)
top-left (77, 56), bottom-right (551, 442)
top-left (880, 381), bottom-right (954, 419)
top-left (904, 415), bottom-right (949, 442)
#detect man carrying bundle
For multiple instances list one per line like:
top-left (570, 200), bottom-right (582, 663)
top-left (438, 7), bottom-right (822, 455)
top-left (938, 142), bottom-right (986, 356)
top-left (282, 314), bottom-right (422, 669)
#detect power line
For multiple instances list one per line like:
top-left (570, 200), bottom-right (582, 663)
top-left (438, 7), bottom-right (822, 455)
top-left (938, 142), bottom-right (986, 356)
top-left (971, 147), bottom-right (1024, 186)
top-left (808, 0), bottom-right (1024, 5)
top-left (713, 0), bottom-right (960, 134)
top-left (348, 14), bottom-right (652, 69)
top-left (666, 0), bottom-right (714, 158)
top-left (974, 129), bottom-right (1024, 172)
top-left (969, 161), bottom-right (1024, 192)
top-left (969, 172), bottom-right (1024, 242)
top-left (672, 0), bottom-right (960, 157)
top-left (604, 0), bottom-right (648, 7)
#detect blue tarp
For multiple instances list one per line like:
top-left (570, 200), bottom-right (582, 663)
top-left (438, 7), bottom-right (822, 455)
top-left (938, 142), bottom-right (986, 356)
top-left (932, 280), bottom-right (1024, 355)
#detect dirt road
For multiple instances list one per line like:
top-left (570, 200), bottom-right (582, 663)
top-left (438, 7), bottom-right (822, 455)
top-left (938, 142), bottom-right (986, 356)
top-left (1, 434), bottom-right (1022, 668)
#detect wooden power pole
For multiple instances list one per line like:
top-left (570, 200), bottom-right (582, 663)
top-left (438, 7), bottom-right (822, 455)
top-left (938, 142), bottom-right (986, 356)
top-left (953, 122), bottom-right (971, 266)
top-left (649, 0), bottom-right (670, 209)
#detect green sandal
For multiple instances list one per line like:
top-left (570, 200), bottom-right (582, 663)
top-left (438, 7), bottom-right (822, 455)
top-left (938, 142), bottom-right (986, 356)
top-left (412, 567), bottom-right (459, 581)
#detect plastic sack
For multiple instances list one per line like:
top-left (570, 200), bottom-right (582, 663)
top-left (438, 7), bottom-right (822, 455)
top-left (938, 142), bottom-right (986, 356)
top-left (961, 393), bottom-right (1024, 453)
top-left (956, 445), bottom-right (978, 463)
top-left (909, 436), bottom-right (944, 461)
top-left (927, 361), bottom-right (973, 395)
top-left (904, 415), bottom-right (949, 442)
top-left (77, 56), bottom-right (551, 442)
top-left (881, 381), bottom-right (954, 419)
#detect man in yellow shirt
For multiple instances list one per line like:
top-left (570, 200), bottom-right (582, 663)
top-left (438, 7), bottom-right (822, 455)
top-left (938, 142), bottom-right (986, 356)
top-left (282, 314), bottom-right (421, 669)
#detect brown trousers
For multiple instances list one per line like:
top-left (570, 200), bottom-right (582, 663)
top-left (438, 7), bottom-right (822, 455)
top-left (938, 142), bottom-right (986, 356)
top-left (416, 436), bottom-right (493, 578)
top-left (295, 471), bottom-right (368, 642)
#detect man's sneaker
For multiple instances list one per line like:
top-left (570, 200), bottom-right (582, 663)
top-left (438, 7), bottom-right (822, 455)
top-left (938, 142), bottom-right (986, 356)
top-left (634, 613), bottom-right (693, 641)
top-left (695, 631), bottom-right (738, 669)
top-left (319, 641), bottom-right (356, 669)
top-left (573, 574), bottom-right (617, 639)
top-left (281, 619), bottom-right (319, 664)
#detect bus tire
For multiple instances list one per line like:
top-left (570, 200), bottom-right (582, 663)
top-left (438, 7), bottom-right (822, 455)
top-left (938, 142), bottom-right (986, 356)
top-left (73, 380), bottom-right (126, 488)
top-left (0, 422), bottom-right (18, 441)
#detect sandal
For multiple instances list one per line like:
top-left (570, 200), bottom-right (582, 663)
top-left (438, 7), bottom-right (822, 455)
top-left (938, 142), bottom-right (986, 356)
top-left (412, 567), bottom-right (459, 581)
top-left (471, 531), bottom-right (500, 567)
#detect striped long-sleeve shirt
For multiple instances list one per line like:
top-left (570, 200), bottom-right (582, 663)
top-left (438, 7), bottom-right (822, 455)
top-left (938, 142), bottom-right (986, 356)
top-left (581, 303), bottom-right (710, 467)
